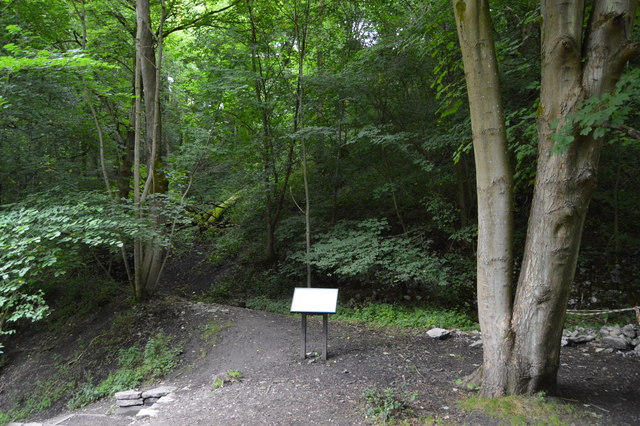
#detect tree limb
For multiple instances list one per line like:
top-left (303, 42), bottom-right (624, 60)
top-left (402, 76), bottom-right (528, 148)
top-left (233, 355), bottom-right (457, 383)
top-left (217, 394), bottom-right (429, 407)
top-left (162, 3), bottom-right (237, 38)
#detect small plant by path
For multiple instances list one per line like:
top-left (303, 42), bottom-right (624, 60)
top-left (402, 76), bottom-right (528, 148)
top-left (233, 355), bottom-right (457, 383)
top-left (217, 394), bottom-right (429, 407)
top-left (363, 386), bottom-right (418, 424)
top-left (211, 370), bottom-right (244, 390)
top-left (201, 320), bottom-right (231, 346)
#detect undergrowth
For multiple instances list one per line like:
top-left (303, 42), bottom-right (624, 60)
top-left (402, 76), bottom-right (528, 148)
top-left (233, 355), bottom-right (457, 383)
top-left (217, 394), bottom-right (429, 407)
top-left (0, 331), bottom-right (183, 425)
top-left (458, 392), bottom-right (600, 425)
top-left (66, 332), bottom-right (182, 410)
top-left (201, 320), bottom-right (232, 346)
top-left (363, 386), bottom-right (418, 424)
top-left (244, 296), bottom-right (477, 330)
top-left (336, 303), bottom-right (476, 330)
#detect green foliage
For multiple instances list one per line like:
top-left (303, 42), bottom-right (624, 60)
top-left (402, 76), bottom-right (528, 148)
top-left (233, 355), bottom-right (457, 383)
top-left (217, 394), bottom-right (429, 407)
top-left (553, 68), bottom-right (640, 153)
top-left (211, 370), bottom-right (243, 390)
top-left (335, 304), bottom-right (476, 330)
top-left (0, 47), bottom-right (117, 73)
top-left (0, 190), bottom-right (166, 340)
top-left (206, 227), bottom-right (246, 266)
top-left (291, 219), bottom-right (450, 286)
top-left (66, 332), bottom-right (182, 410)
top-left (363, 386), bottom-right (418, 424)
top-left (244, 296), bottom-right (292, 316)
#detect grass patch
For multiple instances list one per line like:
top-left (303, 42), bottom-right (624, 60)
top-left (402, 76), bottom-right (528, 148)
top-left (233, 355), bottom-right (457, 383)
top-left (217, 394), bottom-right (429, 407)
top-left (458, 393), bottom-right (600, 425)
top-left (242, 297), bottom-right (477, 330)
top-left (201, 320), bottom-right (232, 346)
top-left (336, 303), bottom-right (477, 330)
top-left (0, 364), bottom-right (77, 423)
top-left (211, 370), bottom-right (244, 390)
top-left (563, 313), bottom-right (634, 331)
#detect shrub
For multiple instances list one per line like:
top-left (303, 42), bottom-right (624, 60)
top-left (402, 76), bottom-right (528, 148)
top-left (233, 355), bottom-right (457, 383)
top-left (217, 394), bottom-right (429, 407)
top-left (287, 219), bottom-right (475, 304)
top-left (66, 332), bottom-right (182, 410)
top-left (0, 189), bottom-right (171, 341)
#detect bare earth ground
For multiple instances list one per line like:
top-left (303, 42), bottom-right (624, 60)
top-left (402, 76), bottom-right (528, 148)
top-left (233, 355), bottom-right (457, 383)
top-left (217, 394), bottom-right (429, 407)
top-left (3, 298), bottom-right (638, 426)
top-left (1, 250), bottom-right (639, 425)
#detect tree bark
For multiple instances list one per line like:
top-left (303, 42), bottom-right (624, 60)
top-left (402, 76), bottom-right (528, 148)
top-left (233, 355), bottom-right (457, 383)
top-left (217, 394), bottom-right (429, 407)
top-left (133, 0), bottom-right (168, 301)
top-left (454, 0), bottom-right (638, 396)
top-left (453, 0), bottom-right (515, 397)
top-left (510, 0), bottom-right (638, 394)
top-left (292, 0), bottom-right (312, 287)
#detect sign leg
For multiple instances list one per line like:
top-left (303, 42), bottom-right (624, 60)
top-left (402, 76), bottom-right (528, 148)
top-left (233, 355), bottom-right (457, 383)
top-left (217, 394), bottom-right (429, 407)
top-left (322, 313), bottom-right (328, 361)
top-left (301, 313), bottom-right (307, 359)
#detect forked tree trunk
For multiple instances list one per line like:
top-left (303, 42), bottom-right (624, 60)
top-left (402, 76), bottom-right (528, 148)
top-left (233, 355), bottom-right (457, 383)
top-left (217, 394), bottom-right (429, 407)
top-left (453, 0), bottom-right (638, 396)
top-left (133, 0), bottom-right (167, 301)
top-left (509, 0), bottom-right (639, 394)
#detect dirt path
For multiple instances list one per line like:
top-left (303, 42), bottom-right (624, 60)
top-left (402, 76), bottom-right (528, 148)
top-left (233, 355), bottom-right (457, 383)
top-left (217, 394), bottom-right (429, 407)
top-left (21, 299), bottom-right (638, 426)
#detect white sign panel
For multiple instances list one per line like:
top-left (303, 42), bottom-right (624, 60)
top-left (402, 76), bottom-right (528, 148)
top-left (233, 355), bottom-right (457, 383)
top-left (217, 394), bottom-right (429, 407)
top-left (290, 288), bottom-right (339, 313)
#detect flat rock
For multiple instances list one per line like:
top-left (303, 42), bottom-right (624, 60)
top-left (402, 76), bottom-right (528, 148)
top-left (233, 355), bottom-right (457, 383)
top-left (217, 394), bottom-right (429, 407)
top-left (622, 324), bottom-right (636, 339)
top-left (136, 408), bottom-right (158, 419)
top-left (142, 385), bottom-right (177, 399)
top-left (609, 326), bottom-right (622, 337)
top-left (51, 414), bottom-right (131, 426)
top-left (115, 390), bottom-right (142, 400)
top-left (116, 406), bottom-right (143, 416)
top-left (470, 340), bottom-right (483, 348)
top-left (601, 335), bottom-right (631, 351)
top-left (7, 424), bottom-right (44, 426)
top-left (116, 398), bottom-right (144, 407)
top-left (427, 328), bottom-right (451, 339)
top-left (567, 334), bottom-right (596, 345)
top-left (153, 393), bottom-right (176, 405)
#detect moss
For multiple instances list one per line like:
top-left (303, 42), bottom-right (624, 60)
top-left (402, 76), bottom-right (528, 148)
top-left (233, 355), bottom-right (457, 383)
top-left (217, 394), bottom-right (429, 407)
top-left (455, 0), bottom-right (466, 20)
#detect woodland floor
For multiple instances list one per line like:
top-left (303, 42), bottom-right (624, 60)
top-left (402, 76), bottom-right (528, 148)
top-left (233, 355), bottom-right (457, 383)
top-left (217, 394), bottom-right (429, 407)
top-left (1, 250), bottom-right (639, 425)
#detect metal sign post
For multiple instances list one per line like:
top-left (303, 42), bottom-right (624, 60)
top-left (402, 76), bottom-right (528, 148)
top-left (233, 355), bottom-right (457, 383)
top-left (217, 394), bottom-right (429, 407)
top-left (290, 288), bottom-right (339, 361)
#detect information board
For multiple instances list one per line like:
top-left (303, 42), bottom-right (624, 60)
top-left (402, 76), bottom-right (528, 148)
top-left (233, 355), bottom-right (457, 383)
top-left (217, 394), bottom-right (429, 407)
top-left (290, 287), bottom-right (339, 314)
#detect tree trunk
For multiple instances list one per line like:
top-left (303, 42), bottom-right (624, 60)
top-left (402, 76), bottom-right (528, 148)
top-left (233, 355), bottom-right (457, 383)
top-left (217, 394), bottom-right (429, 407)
top-left (453, 0), bottom-right (515, 397)
top-left (246, 1), bottom-right (296, 263)
top-left (133, 0), bottom-right (168, 301)
top-left (509, 0), bottom-right (639, 394)
top-left (454, 0), bottom-right (638, 396)
top-left (116, 129), bottom-right (135, 200)
top-left (293, 0), bottom-right (312, 287)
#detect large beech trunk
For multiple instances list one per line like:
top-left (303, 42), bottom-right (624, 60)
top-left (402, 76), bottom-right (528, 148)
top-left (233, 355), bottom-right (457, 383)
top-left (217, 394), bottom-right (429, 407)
top-left (510, 0), bottom-right (639, 394)
top-left (454, 0), bottom-right (638, 396)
